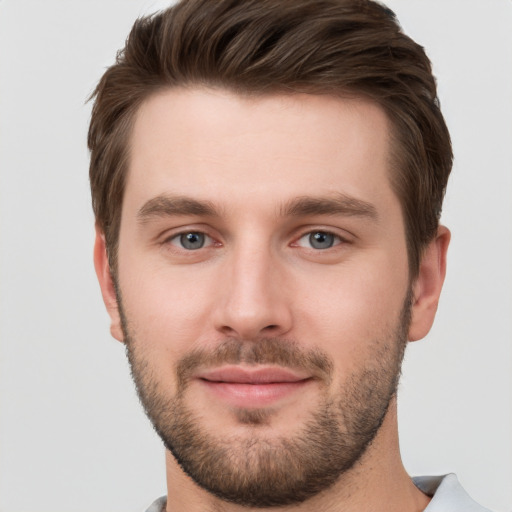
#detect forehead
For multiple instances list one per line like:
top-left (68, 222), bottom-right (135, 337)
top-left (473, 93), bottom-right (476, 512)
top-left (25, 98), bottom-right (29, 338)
top-left (125, 87), bottom-right (395, 218)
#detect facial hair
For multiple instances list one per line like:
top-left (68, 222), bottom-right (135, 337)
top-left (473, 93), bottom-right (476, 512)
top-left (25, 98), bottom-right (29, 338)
top-left (120, 294), bottom-right (411, 508)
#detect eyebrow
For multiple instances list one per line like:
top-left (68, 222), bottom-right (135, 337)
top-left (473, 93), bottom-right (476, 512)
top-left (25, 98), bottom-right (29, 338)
top-left (137, 193), bottom-right (378, 224)
top-left (280, 194), bottom-right (378, 221)
top-left (137, 195), bottom-right (220, 223)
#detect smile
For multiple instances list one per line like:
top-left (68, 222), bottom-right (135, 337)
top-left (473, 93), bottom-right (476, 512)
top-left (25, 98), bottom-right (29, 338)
top-left (196, 366), bottom-right (313, 408)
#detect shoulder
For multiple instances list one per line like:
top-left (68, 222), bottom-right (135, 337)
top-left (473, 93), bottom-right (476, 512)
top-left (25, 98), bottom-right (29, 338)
top-left (144, 495), bottom-right (166, 512)
top-left (413, 474), bottom-right (494, 512)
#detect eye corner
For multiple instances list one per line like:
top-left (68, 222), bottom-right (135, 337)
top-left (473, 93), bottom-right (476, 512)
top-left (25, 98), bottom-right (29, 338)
top-left (160, 229), bottom-right (222, 252)
top-left (293, 230), bottom-right (346, 251)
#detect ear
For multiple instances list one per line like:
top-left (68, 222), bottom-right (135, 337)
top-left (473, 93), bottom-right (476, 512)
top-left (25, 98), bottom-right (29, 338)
top-left (93, 226), bottom-right (124, 342)
top-left (408, 225), bottom-right (450, 342)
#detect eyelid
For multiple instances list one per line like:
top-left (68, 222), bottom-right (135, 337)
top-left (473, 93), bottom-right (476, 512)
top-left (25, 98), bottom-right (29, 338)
top-left (168, 232), bottom-right (214, 249)
top-left (291, 227), bottom-right (352, 248)
top-left (296, 231), bottom-right (341, 249)
top-left (160, 226), bottom-right (221, 249)
top-left (158, 225), bottom-right (352, 251)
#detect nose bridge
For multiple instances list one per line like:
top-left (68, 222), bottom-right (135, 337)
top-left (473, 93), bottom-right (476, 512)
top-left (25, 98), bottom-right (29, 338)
top-left (215, 235), bottom-right (292, 339)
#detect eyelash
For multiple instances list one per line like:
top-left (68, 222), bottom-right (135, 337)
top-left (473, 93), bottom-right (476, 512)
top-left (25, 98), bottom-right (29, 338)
top-left (294, 230), bottom-right (345, 250)
top-left (163, 229), bottom-right (347, 252)
top-left (166, 231), bottom-right (216, 251)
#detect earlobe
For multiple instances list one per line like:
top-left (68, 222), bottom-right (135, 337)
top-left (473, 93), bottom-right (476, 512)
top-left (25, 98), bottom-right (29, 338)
top-left (408, 225), bottom-right (451, 342)
top-left (93, 226), bottom-right (125, 343)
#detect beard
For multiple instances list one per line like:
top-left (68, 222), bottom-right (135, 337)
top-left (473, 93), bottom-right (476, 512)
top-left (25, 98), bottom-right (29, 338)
top-left (120, 293), bottom-right (411, 508)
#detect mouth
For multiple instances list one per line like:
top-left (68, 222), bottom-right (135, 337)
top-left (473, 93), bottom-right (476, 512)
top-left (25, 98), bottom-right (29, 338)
top-left (195, 366), bottom-right (313, 408)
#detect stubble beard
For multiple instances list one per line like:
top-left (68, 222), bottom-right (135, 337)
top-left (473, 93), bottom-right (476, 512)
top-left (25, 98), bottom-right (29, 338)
top-left (120, 295), bottom-right (411, 508)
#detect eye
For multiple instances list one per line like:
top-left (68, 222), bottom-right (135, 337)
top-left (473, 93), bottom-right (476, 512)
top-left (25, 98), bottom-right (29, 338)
top-left (169, 232), bottom-right (212, 250)
top-left (296, 231), bottom-right (341, 250)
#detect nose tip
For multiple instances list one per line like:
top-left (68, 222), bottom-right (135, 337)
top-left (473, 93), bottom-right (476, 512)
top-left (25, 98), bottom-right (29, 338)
top-left (218, 320), bottom-right (285, 340)
top-left (216, 293), bottom-right (293, 341)
top-left (213, 252), bottom-right (293, 340)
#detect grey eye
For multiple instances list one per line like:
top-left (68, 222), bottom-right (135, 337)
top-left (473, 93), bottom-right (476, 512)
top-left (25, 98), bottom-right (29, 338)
top-left (308, 231), bottom-right (336, 249)
top-left (179, 232), bottom-right (206, 250)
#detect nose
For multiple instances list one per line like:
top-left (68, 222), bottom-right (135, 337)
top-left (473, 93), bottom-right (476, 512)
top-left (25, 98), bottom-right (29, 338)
top-left (213, 243), bottom-right (293, 340)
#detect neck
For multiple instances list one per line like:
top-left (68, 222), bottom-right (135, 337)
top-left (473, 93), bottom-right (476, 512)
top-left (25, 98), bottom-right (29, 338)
top-left (164, 399), bottom-right (430, 512)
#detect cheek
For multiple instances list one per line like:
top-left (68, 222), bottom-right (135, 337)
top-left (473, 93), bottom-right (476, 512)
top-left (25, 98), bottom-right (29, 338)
top-left (117, 254), bottom-right (220, 359)
top-left (293, 254), bottom-right (409, 362)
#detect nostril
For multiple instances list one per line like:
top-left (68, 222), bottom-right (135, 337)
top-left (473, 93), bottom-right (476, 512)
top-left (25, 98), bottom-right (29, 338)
top-left (220, 325), bottom-right (237, 335)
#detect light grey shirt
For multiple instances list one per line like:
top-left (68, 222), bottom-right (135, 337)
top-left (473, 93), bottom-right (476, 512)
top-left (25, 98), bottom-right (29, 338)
top-left (414, 474), bottom-right (493, 512)
top-left (146, 473), bottom-right (492, 512)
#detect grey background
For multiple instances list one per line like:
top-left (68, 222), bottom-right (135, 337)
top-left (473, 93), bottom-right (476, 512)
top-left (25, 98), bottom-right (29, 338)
top-left (0, 1), bottom-right (511, 511)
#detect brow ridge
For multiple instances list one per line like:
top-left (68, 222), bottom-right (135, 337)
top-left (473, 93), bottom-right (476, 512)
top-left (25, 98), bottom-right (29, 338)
top-left (281, 194), bottom-right (378, 220)
top-left (137, 195), bottom-right (219, 223)
top-left (136, 193), bottom-right (378, 224)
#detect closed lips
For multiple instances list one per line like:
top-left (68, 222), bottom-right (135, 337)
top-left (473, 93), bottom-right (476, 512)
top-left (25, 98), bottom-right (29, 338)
top-left (197, 367), bottom-right (312, 384)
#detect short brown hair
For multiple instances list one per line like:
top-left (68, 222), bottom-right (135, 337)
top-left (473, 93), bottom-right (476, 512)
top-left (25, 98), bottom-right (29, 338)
top-left (88, 0), bottom-right (452, 278)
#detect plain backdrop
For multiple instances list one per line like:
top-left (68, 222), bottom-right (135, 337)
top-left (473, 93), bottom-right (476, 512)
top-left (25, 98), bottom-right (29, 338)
top-left (0, 1), bottom-right (511, 511)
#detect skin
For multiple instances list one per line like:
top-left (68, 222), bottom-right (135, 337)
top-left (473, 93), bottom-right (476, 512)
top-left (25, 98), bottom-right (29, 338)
top-left (95, 88), bottom-right (450, 512)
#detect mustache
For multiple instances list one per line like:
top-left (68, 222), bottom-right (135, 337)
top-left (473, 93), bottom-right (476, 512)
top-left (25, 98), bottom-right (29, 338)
top-left (176, 338), bottom-right (333, 391)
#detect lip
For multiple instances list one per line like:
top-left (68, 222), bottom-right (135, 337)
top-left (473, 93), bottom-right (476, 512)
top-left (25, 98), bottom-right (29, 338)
top-left (195, 366), bottom-right (313, 408)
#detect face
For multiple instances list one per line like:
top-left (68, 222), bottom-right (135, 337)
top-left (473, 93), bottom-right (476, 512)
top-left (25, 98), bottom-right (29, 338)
top-left (98, 88), bottom-right (427, 507)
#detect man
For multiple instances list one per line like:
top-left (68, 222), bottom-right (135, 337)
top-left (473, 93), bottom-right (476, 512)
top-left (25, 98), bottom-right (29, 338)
top-left (88, 1), bottom-right (492, 511)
